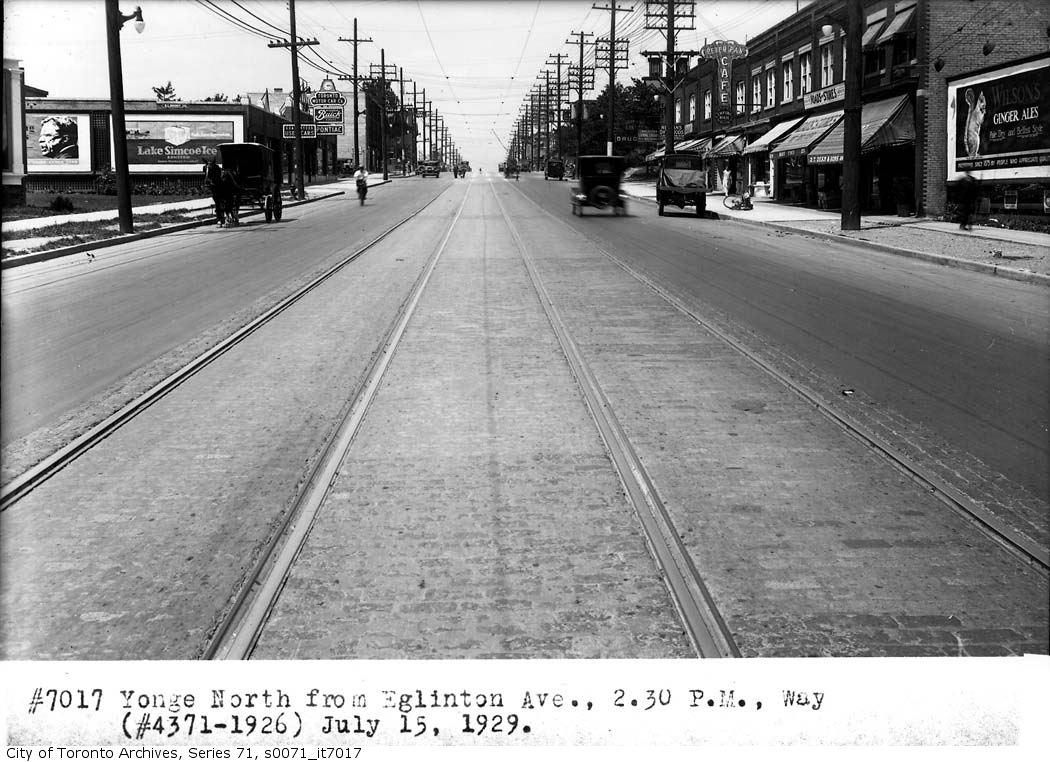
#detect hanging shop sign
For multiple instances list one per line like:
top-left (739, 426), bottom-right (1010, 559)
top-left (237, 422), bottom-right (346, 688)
top-left (702, 40), bottom-right (748, 126)
top-left (946, 55), bottom-right (1049, 181)
top-left (805, 83), bottom-right (845, 110)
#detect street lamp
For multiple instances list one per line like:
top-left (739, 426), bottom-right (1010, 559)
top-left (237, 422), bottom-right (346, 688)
top-left (821, 0), bottom-right (862, 231)
top-left (105, 1), bottom-right (144, 234)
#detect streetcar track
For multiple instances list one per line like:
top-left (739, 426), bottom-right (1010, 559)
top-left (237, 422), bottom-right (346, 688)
top-left (0, 189), bottom-right (453, 512)
top-left (489, 184), bottom-right (740, 658)
top-left (506, 179), bottom-right (1050, 576)
top-left (206, 183), bottom-right (475, 660)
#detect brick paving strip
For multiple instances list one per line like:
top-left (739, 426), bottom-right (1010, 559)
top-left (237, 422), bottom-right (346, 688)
top-left (498, 185), bottom-right (1048, 657)
top-left (0, 191), bottom-right (468, 659)
top-left (252, 184), bottom-right (695, 658)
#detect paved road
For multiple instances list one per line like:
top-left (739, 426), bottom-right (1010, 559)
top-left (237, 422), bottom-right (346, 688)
top-left (516, 176), bottom-right (1050, 511)
top-left (1, 173), bottom-right (1046, 659)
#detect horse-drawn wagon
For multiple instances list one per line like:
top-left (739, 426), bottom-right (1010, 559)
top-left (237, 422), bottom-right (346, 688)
top-left (213, 142), bottom-right (283, 224)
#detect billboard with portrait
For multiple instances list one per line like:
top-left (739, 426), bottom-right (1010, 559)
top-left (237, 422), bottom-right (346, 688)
top-left (946, 55), bottom-right (1049, 181)
top-left (26, 113), bottom-right (92, 173)
top-left (117, 114), bottom-right (244, 173)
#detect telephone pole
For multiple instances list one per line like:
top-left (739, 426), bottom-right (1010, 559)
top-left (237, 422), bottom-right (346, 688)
top-left (267, 0), bottom-right (318, 200)
top-left (643, 0), bottom-right (696, 156)
top-left (547, 53), bottom-right (570, 160)
top-left (593, 2), bottom-right (632, 155)
top-left (566, 31), bottom-right (595, 162)
top-left (337, 19), bottom-right (372, 169)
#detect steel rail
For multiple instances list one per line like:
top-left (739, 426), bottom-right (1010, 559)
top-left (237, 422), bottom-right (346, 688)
top-left (509, 181), bottom-right (1050, 576)
top-left (206, 184), bottom-right (475, 660)
top-left (0, 192), bottom-right (450, 512)
top-left (490, 184), bottom-right (741, 659)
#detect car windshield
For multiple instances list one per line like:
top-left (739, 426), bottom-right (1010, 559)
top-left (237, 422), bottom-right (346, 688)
top-left (585, 160), bottom-right (617, 175)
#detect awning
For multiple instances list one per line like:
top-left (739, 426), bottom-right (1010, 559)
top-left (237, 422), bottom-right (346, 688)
top-left (769, 111), bottom-right (844, 159)
top-left (706, 134), bottom-right (746, 157)
top-left (741, 116), bottom-right (804, 155)
top-left (861, 19), bottom-right (886, 49)
top-left (875, 5), bottom-right (915, 45)
top-left (648, 137), bottom-right (710, 160)
top-left (806, 95), bottom-right (915, 164)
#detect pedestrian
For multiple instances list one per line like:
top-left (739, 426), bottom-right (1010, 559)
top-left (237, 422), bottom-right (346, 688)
top-left (958, 170), bottom-right (979, 230)
top-left (353, 164), bottom-right (369, 206)
top-left (722, 167), bottom-right (733, 196)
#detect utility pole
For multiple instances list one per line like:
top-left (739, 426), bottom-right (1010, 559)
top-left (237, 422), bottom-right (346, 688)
top-left (594, 2), bottom-right (632, 155)
top-left (420, 89), bottom-right (428, 161)
top-left (543, 70), bottom-right (551, 166)
top-left (399, 67), bottom-right (407, 176)
top-left (566, 31), bottom-right (595, 162)
top-left (643, 0), bottom-right (696, 157)
top-left (547, 53), bottom-right (570, 160)
top-left (268, 0), bottom-right (318, 200)
top-left (338, 19), bottom-right (372, 170)
top-left (841, 0), bottom-right (862, 230)
top-left (369, 56), bottom-right (397, 179)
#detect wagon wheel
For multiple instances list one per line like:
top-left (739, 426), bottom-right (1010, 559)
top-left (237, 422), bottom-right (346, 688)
top-left (273, 191), bottom-right (283, 221)
top-left (264, 195), bottom-right (274, 222)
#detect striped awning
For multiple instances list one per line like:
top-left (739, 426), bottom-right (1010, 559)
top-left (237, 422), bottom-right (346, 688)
top-left (741, 117), bottom-right (805, 155)
top-left (806, 95), bottom-right (915, 164)
top-left (769, 111), bottom-right (844, 159)
top-left (875, 5), bottom-right (915, 45)
top-left (706, 134), bottom-right (746, 157)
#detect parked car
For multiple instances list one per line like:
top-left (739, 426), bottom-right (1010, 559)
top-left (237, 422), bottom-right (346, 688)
top-left (570, 155), bottom-right (626, 216)
top-left (656, 153), bottom-right (707, 216)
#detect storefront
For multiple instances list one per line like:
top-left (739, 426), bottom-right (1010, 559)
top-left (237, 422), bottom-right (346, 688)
top-left (769, 110), bottom-right (843, 204)
top-left (706, 134), bottom-right (746, 192)
top-left (741, 116), bottom-right (804, 199)
top-left (806, 95), bottom-right (915, 213)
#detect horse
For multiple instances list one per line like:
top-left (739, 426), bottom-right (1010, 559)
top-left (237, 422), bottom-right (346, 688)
top-left (203, 161), bottom-right (241, 227)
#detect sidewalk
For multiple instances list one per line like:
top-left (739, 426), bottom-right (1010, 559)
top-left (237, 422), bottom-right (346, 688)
top-left (621, 180), bottom-right (1050, 285)
top-left (0, 176), bottom-right (392, 266)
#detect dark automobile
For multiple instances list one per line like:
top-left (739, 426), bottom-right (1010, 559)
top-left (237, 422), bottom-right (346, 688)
top-left (570, 155), bottom-right (626, 216)
top-left (419, 160), bottom-right (441, 177)
top-left (545, 159), bottom-right (565, 181)
top-left (656, 153), bottom-right (707, 216)
top-left (216, 142), bottom-right (282, 223)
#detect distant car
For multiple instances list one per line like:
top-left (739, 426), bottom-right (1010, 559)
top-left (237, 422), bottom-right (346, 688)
top-left (545, 159), bottom-right (565, 181)
top-left (656, 153), bottom-right (707, 216)
top-left (419, 161), bottom-right (440, 178)
top-left (571, 155), bottom-right (626, 216)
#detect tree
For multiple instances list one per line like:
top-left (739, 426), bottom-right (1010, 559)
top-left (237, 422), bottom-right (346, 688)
top-left (152, 81), bottom-right (177, 101)
top-left (204, 93), bottom-right (229, 102)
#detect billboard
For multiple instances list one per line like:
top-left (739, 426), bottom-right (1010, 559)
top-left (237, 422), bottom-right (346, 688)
top-left (946, 55), bottom-right (1049, 181)
top-left (117, 114), bottom-right (244, 173)
top-left (26, 113), bottom-right (92, 173)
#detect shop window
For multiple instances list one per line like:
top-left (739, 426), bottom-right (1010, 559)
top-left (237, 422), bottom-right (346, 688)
top-left (820, 44), bottom-right (833, 87)
top-left (735, 81), bottom-right (745, 114)
top-left (765, 68), bottom-right (776, 108)
top-left (799, 51), bottom-right (812, 96)
top-left (781, 60), bottom-right (793, 102)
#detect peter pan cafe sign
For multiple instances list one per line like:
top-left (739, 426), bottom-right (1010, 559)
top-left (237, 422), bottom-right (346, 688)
top-left (702, 40), bottom-right (749, 125)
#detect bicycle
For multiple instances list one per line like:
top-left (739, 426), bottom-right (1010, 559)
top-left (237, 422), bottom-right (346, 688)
top-left (722, 193), bottom-right (753, 211)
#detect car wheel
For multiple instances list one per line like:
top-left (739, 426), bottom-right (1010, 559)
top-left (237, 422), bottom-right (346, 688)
top-left (658, 203), bottom-right (665, 216)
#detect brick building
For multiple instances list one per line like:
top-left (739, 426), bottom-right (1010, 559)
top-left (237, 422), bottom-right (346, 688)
top-left (666, 0), bottom-right (1049, 216)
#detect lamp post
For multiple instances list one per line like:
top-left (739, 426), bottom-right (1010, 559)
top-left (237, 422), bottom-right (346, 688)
top-left (822, 0), bottom-right (862, 231)
top-left (104, 0), bottom-right (143, 235)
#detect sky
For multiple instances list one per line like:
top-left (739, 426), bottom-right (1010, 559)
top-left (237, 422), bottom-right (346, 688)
top-left (4, 0), bottom-right (810, 169)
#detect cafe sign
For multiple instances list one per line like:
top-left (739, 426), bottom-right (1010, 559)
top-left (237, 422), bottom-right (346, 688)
top-left (702, 40), bottom-right (748, 125)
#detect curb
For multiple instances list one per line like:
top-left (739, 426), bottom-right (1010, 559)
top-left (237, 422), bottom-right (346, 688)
top-left (1, 189), bottom-right (346, 270)
top-left (623, 190), bottom-right (1050, 288)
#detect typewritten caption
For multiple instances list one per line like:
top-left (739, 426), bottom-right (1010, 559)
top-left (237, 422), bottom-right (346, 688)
top-left (2, 659), bottom-right (1047, 747)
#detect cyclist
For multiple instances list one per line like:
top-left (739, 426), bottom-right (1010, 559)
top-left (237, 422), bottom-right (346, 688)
top-left (353, 165), bottom-right (369, 206)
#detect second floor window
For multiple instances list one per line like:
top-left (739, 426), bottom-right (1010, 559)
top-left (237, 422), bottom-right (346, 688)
top-left (689, 93), bottom-right (696, 121)
top-left (752, 77), bottom-right (761, 112)
top-left (820, 44), bottom-right (833, 87)
top-left (704, 89), bottom-right (712, 120)
top-left (800, 51), bottom-right (812, 95)
top-left (735, 81), bottom-right (745, 114)
top-left (782, 60), bottom-right (793, 102)
top-left (675, 97), bottom-right (682, 123)
top-left (766, 68), bottom-right (776, 108)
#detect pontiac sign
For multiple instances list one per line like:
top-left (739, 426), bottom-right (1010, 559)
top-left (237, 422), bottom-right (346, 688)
top-left (702, 40), bottom-right (748, 126)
